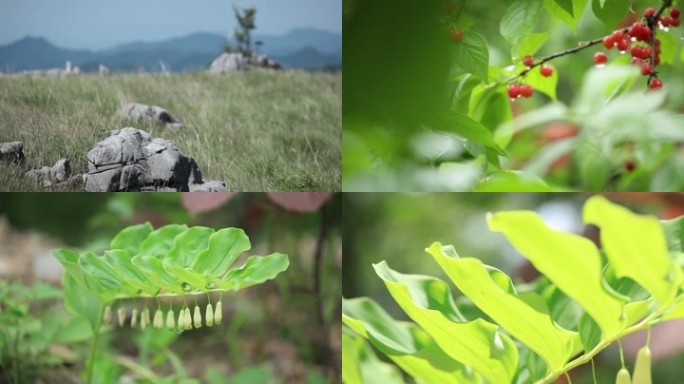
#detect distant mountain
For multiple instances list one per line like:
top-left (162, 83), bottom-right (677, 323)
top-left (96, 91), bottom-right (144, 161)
top-left (0, 28), bottom-right (341, 73)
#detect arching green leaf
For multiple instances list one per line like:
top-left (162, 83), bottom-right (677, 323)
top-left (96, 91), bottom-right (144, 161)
top-left (191, 228), bottom-right (251, 276)
top-left (110, 222), bottom-right (153, 254)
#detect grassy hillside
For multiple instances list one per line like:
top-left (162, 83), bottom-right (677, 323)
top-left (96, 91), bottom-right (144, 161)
top-left (0, 71), bottom-right (341, 191)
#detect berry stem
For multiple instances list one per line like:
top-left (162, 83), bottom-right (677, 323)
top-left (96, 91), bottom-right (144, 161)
top-left (508, 0), bottom-right (673, 84)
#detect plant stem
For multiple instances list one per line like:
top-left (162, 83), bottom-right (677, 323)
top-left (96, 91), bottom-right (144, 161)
top-left (86, 306), bottom-right (105, 384)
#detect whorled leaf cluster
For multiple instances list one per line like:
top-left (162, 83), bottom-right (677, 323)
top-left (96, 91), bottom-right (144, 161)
top-left (53, 223), bottom-right (289, 323)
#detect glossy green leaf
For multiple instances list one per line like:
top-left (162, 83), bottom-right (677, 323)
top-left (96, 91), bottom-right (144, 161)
top-left (373, 261), bottom-right (518, 384)
top-left (591, 0), bottom-right (629, 28)
top-left (426, 243), bottom-right (578, 371)
top-left (78, 251), bottom-right (127, 290)
top-left (63, 273), bottom-right (103, 331)
top-left (138, 224), bottom-right (188, 259)
top-left (167, 226), bottom-right (215, 267)
top-left (103, 249), bottom-right (154, 292)
top-left (527, 62), bottom-right (559, 100)
top-left (164, 262), bottom-right (207, 291)
top-left (343, 332), bottom-right (405, 384)
top-left (475, 171), bottom-right (557, 192)
top-left (343, 297), bottom-right (477, 384)
top-left (451, 31), bottom-right (490, 81)
top-left (132, 255), bottom-right (182, 293)
top-left (500, 0), bottom-right (543, 49)
top-left (191, 228), bottom-right (251, 276)
top-left (660, 216), bottom-right (684, 253)
top-left (217, 253), bottom-right (290, 291)
top-left (657, 32), bottom-right (677, 66)
top-left (110, 222), bottom-right (153, 254)
top-left (543, 0), bottom-right (587, 32)
top-left (430, 112), bottom-right (505, 155)
top-left (487, 210), bottom-right (626, 337)
top-left (343, 332), bottom-right (365, 384)
top-left (52, 248), bottom-right (87, 287)
top-left (578, 313), bottom-right (601, 351)
top-left (583, 196), bottom-right (680, 304)
top-left (516, 32), bottom-right (550, 59)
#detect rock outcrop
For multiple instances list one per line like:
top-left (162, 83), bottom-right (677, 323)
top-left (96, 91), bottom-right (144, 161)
top-left (118, 103), bottom-right (183, 130)
top-left (84, 127), bottom-right (226, 192)
top-left (25, 158), bottom-right (80, 188)
top-left (0, 141), bottom-right (25, 165)
top-left (208, 52), bottom-right (282, 74)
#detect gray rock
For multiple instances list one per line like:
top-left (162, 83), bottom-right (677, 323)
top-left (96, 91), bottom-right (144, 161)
top-left (84, 127), bottom-right (225, 192)
top-left (208, 52), bottom-right (282, 74)
top-left (119, 103), bottom-right (183, 130)
top-left (189, 180), bottom-right (227, 192)
top-left (25, 158), bottom-right (73, 188)
top-left (0, 141), bottom-right (25, 165)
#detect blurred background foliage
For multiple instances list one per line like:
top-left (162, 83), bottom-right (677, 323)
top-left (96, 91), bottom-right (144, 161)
top-left (343, 0), bottom-right (684, 191)
top-left (342, 192), bottom-right (684, 383)
top-left (0, 193), bottom-right (341, 384)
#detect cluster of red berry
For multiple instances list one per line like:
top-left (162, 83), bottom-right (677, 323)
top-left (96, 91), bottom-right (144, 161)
top-left (505, 55), bottom-right (554, 99)
top-left (596, 6), bottom-right (680, 89)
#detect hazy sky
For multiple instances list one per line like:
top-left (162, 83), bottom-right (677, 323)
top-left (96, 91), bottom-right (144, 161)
top-left (0, 0), bottom-right (341, 50)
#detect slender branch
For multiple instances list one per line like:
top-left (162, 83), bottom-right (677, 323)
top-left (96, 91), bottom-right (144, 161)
top-left (509, 0), bottom-right (674, 83)
top-left (313, 204), bottom-right (333, 375)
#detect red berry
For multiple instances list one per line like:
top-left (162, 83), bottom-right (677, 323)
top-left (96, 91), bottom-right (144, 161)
top-left (616, 38), bottom-right (629, 51)
top-left (640, 25), bottom-right (651, 41)
top-left (450, 28), bottom-right (463, 42)
top-left (661, 17), bottom-right (672, 27)
top-left (671, 8), bottom-right (680, 19)
top-left (649, 78), bottom-right (663, 89)
top-left (613, 30), bottom-right (625, 41)
top-left (594, 52), bottom-right (608, 65)
top-left (624, 160), bottom-right (637, 172)
top-left (523, 55), bottom-right (534, 67)
top-left (672, 17), bottom-right (681, 27)
top-left (540, 64), bottom-right (553, 77)
top-left (628, 22), bottom-right (641, 37)
top-left (630, 45), bottom-right (642, 58)
top-left (603, 35), bottom-right (615, 49)
top-left (641, 63), bottom-right (652, 76)
top-left (645, 7), bottom-right (656, 17)
top-left (630, 57), bottom-right (643, 65)
top-left (519, 84), bottom-right (533, 98)
top-left (507, 84), bottom-right (520, 99)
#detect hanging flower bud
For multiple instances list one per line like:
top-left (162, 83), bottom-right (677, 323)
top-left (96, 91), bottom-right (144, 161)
top-left (166, 309), bottom-right (175, 330)
top-left (131, 309), bottom-right (138, 328)
top-left (118, 307), bottom-right (126, 327)
top-left (205, 303), bottom-right (214, 327)
top-left (153, 309), bottom-right (163, 329)
top-left (141, 308), bottom-right (150, 330)
top-left (178, 308), bottom-right (185, 330)
top-left (104, 305), bottom-right (112, 324)
top-left (184, 307), bottom-right (193, 330)
top-left (193, 305), bottom-right (202, 328)
top-left (214, 301), bottom-right (222, 325)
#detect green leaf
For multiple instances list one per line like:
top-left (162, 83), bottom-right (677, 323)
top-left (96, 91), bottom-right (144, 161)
top-left (495, 102), bottom-right (568, 148)
top-left (343, 297), bottom-right (477, 384)
top-left (217, 253), bottom-right (290, 291)
top-left (543, 0), bottom-right (587, 32)
top-left (500, 0), bottom-right (543, 49)
top-left (469, 85), bottom-right (514, 136)
top-left (191, 228), bottom-right (251, 276)
top-left (658, 32), bottom-right (677, 65)
top-left (517, 32), bottom-right (550, 59)
top-left (487, 209), bottom-right (626, 337)
top-left (578, 313), bottom-right (601, 351)
top-left (591, 0), bottom-right (629, 28)
top-left (52, 248), bottom-right (87, 287)
top-left (110, 222), bottom-right (153, 254)
top-left (451, 31), bottom-right (490, 82)
top-left (583, 196), bottom-right (681, 304)
top-left (167, 226), bottom-right (215, 267)
top-left (163, 263), bottom-right (207, 291)
top-left (430, 112), bottom-right (505, 155)
top-left (138, 224), bottom-right (188, 259)
top-left (343, 332), bottom-right (405, 384)
top-left (78, 251), bottom-right (128, 290)
top-left (660, 216), bottom-right (684, 253)
top-left (426, 243), bottom-right (578, 371)
top-left (526, 62), bottom-right (559, 100)
top-left (372, 261), bottom-right (518, 384)
top-left (132, 255), bottom-right (182, 293)
top-left (63, 273), bottom-right (103, 331)
top-left (103, 249), bottom-right (154, 292)
top-left (475, 171), bottom-right (557, 192)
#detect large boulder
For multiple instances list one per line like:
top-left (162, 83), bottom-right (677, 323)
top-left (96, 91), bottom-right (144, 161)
top-left (84, 127), bottom-right (226, 192)
top-left (118, 103), bottom-right (183, 130)
top-left (208, 52), bottom-right (282, 74)
top-left (0, 141), bottom-right (25, 165)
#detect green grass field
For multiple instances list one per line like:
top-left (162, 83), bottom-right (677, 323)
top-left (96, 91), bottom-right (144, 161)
top-left (0, 71), bottom-right (341, 191)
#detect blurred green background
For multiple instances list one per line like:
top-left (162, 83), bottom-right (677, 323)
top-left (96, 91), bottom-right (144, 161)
top-left (0, 193), bottom-right (340, 384)
top-left (342, 192), bottom-right (684, 383)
